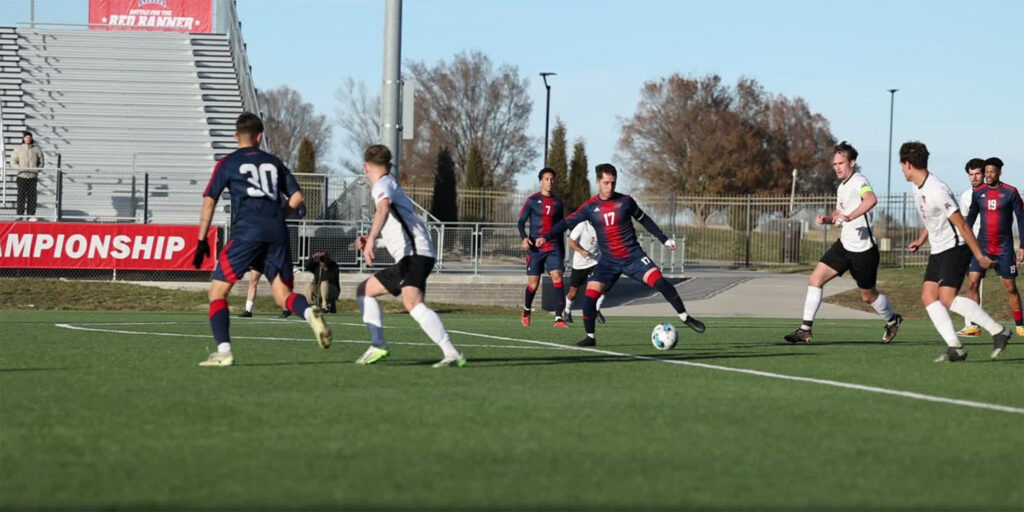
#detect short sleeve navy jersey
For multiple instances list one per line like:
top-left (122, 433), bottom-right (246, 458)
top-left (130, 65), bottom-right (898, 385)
top-left (563, 193), bottom-right (650, 260)
top-left (517, 192), bottom-right (564, 252)
top-left (203, 147), bottom-right (301, 242)
top-left (967, 182), bottom-right (1024, 254)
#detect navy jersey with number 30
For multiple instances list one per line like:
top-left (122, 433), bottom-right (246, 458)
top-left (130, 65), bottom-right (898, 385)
top-left (203, 147), bottom-right (301, 242)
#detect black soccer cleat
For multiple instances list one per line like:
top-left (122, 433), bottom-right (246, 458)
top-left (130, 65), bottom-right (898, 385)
top-left (784, 328), bottom-right (812, 344)
top-left (576, 336), bottom-right (596, 347)
top-left (238, 310), bottom-right (253, 318)
top-left (682, 315), bottom-right (706, 334)
top-left (279, 309), bottom-right (292, 319)
top-left (934, 346), bottom-right (968, 363)
top-left (990, 328), bottom-right (1011, 360)
top-left (882, 314), bottom-right (903, 344)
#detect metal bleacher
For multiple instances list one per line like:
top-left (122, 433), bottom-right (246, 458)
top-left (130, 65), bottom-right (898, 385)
top-left (0, 26), bottom-right (248, 221)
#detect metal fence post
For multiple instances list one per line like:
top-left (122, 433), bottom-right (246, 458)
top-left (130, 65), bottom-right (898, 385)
top-left (745, 195), bottom-right (752, 268)
top-left (130, 174), bottom-right (137, 221)
top-left (143, 173), bottom-right (150, 224)
top-left (473, 223), bottom-right (480, 275)
top-left (55, 168), bottom-right (63, 222)
top-left (900, 192), bottom-right (907, 268)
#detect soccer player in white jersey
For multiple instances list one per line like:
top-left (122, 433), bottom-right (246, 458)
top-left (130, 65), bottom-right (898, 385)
top-left (901, 142), bottom-right (1010, 362)
top-left (563, 220), bottom-right (607, 325)
top-left (784, 141), bottom-right (902, 344)
top-left (353, 145), bottom-right (466, 367)
top-left (956, 158), bottom-right (985, 336)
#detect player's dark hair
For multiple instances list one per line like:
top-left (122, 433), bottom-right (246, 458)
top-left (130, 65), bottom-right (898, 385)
top-left (364, 144), bottom-right (393, 170)
top-left (899, 141), bottom-right (929, 169)
top-left (595, 163), bottom-right (617, 179)
top-left (538, 167), bottom-right (555, 180)
top-left (833, 140), bottom-right (858, 161)
top-left (983, 157), bottom-right (1003, 170)
top-left (235, 112), bottom-right (264, 137)
top-left (965, 158), bottom-right (985, 172)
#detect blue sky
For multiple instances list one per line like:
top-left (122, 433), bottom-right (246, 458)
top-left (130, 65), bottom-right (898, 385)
top-left (4, 0), bottom-right (1022, 195)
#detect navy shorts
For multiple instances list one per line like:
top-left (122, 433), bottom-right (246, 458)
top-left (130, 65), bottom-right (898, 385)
top-left (589, 252), bottom-right (659, 288)
top-left (526, 249), bottom-right (565, 275)
top-left (213, 238), bottom-right (294, 287)
top-left (969, 251), bottom-right (1019, 279)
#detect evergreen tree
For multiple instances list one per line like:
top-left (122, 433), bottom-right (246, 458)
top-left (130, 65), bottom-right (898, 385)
top-left (567, 139), bottom-right (590, 212)
top-left (546, 119), bottom-right (569, 198)
top-left (463, 143), bottom-right (487, 220)
top-left (430, 147), bottom-right (458, 222)
top-left (296, 137), bottom-right (316, 173)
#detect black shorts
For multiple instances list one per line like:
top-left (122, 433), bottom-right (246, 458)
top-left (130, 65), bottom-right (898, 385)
top-left (569, 265), bottom-right (597, 288)
top-left (374, 255), bottom-right (435, 296)
top-left (924, 245), bottom-right (972, 289)
top-left (819, 240), bottom-right (879, 289)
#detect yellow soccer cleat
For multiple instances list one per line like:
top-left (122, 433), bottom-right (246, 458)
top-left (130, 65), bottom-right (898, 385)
top-left (432, 354), bottom-right (467, 368)
top-left (199, 352), bottom-right (233, 367)
top-left (307, 306), bottom-right (332, 349)
top-left (956, 325), bottom-right (982, 337)
top-left (1016, 325), bottom-right (1024, 337)
top-left (355, 345), bottom-right (390, 365)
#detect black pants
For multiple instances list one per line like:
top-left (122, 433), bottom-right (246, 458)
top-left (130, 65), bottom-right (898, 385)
top-left (16, 177), bottom-right (37, 216)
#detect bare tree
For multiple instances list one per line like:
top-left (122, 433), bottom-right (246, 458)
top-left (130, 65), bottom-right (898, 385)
top-left (405, 51), bottom-right (538, 188)
top-left (258, 86), bottom-right (332, 171)
top-left (334, 78), bottom-right (380, 175)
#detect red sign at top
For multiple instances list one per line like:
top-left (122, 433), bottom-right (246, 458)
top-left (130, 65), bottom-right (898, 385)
top-left (89, 0), bottom-right (212, 33)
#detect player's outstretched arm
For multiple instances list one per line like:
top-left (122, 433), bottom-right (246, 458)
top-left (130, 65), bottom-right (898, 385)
top-left (282, 190), bottom-right (305, 217)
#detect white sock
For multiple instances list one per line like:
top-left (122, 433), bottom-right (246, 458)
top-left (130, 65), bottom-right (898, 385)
top-left (925, 301), bottom-right (961, 348)
top-left (802, 286), bottom-right (823, 329)
top-left (217, 342), bottom-right (231, 354)
top-left (304, 308), bottom-right (313, 322)
top-left (410, 303), bottom-right (460, 359)
top-left (678, 312), bottom-right (689, 321)
top-left (358, 296), bottom-right (382, 328)
top-left (596, 295), bottom-right (606, 310)
top-left (245, 300), bottom-right (254, 313)
top-left (870, 293), bottom-right (894, 322)
top-left (950, 297), bottom-right (1004, 335)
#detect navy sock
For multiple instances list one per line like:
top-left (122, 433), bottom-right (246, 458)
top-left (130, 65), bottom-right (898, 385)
top-left (209, 299), bottom-right (230, 343)
top-left (524, 284), bottom-right (537, 310)
top-left (287, 293), bottom-right (310, 319)
top-left (553, 281), bottom-right (565, 315)
top-left (582, 288), bottom-right (599, 336)
top-left (647, 270), bottom-right (686, 315)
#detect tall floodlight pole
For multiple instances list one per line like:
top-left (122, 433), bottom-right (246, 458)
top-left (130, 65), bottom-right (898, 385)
top-left (381, 0), bottom-right (403, 179)
top-left (540, 72), bottom-right (556, 165)
top-left (886, 89), bottom-right (898, 200)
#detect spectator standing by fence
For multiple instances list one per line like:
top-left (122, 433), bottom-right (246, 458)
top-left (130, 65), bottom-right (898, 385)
top-left (9, 131), bottom-right (44, 220)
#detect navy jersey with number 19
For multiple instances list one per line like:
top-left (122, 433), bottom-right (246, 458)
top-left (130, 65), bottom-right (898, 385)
top-left (966, 182), bottom-right (1024, 256)
top-left (203, 147), bottom-right (301, 242)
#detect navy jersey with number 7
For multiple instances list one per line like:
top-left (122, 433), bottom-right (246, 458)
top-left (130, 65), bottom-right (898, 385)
top-left (203, 147), bottom-right (302, 242)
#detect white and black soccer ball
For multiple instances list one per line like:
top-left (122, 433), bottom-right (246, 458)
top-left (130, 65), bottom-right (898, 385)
top-left (651, 322), bottom-right (678, 351)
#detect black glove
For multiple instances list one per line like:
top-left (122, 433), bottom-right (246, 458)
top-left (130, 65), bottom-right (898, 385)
top-left (193, 239), bottom-right (210, 269)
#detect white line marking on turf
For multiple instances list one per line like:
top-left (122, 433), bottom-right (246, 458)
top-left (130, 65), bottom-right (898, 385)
top-left (447, 329), bottom-right (1024, 415)
top-left (52, 323), bottom-right (551, 351)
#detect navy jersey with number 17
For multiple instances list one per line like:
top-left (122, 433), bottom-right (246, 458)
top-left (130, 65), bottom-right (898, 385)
top-left (203, 147), bottom-right (301, 242)
top-left (553, 192), bottom-right (668, 260)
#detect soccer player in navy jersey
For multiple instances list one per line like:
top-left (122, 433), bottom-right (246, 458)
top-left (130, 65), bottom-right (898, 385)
top-left (965, 157), bottom-right (1024, 346)
top-left (191, 112), bottom-right (331, 366)
top-left (537, 163), bottom-right (705, 347)
top-left (517, 167), bottom-right (568, 328)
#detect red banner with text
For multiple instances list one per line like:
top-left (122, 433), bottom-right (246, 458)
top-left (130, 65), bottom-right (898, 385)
top-left (89, 0), bottom-right (212, 32)
top-left (0, 223), bottom-right (216, 271)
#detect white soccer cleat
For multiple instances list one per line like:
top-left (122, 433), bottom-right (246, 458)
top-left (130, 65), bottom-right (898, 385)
top-left (199, 352), bottom-right (233, 367)
top-left (432, 354), bottom-right (467, 368)
top-left (307, 306), bottom-right (332, 349)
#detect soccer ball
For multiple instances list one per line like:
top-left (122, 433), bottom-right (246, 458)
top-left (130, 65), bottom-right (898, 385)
top-left (651, 322), bottom-right (678, 351)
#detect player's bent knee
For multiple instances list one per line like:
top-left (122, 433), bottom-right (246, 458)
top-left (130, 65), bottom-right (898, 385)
top-left (356, 280), bottom-right (367, 297)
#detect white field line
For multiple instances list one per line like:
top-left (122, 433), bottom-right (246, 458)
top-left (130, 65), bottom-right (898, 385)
top-left (447, 329), bottom-right (1024, 415)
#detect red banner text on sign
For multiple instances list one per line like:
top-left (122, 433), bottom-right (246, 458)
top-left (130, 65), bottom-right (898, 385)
top-left (89, 0), bottom-right (212, 32)
top-left (0, 223), bottom-right (217, 271)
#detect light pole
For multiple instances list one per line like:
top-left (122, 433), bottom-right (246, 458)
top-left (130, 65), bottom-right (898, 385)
top-left (540, 72), bottom-right (556, 166)
top-left (886, 88), bottom-right (898, 200)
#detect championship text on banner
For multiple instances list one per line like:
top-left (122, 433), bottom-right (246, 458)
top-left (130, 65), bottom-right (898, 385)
top-left (0, 223), bottom-right (217, 271)
top-left (89, 0), bottom-right (212, 32)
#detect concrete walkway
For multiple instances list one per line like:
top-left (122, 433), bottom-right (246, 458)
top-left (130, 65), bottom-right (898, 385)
top-left (612, 269), bottom-right (877, 320)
